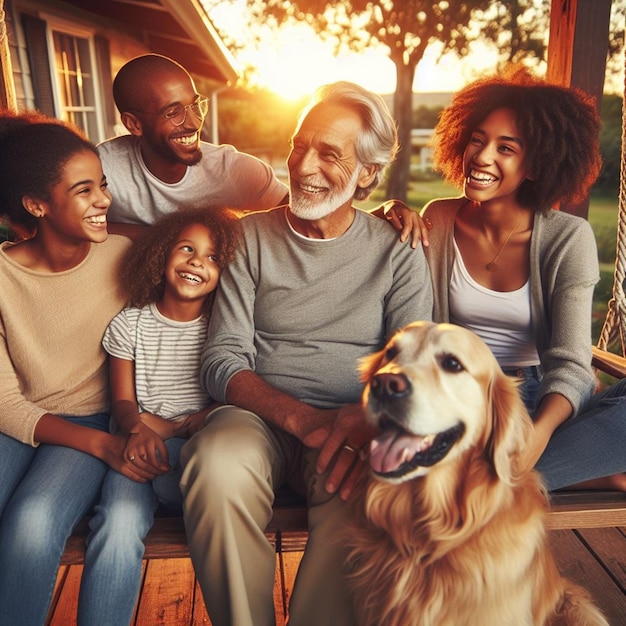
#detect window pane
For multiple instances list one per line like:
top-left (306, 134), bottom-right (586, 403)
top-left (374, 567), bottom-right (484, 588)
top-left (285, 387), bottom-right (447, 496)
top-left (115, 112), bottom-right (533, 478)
top-left (51, 29), bottom-right (100, 140)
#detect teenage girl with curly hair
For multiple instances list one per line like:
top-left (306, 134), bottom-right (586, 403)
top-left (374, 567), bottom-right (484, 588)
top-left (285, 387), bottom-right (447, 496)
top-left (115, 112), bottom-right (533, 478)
top-left (103, 208), bottom-right (240, 507)
top-left (0, 113), bottom-right (159, 625)
top-left (422, 66), bottom-right (626, 492)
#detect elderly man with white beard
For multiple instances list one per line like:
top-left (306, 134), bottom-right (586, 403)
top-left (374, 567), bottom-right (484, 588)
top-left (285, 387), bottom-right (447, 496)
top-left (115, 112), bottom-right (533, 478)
top-left (179, 81), bottom-right (434, 626)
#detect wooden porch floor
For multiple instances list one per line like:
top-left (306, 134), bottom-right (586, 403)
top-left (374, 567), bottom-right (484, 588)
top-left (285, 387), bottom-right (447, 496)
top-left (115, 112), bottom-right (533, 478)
top-left (46, 526), bottom-right (626, 625)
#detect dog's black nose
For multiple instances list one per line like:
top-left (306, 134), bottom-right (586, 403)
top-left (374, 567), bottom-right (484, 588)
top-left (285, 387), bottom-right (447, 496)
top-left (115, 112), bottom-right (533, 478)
top-left (370, 372), bottom-right (411, 399)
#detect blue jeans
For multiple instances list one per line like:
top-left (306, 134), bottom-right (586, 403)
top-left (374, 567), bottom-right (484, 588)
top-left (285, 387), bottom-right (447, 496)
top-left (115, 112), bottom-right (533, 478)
top-left (507, 367), bottom-right (626, 491)
top-left (152, 437), bottom-right (186, 509)
top-left (0, 414), bottom-right (157, 626)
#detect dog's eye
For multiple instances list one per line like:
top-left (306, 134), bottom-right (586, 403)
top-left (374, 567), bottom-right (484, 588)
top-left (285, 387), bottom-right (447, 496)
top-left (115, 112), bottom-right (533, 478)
top-left (440, 354), bottom-right (464, 372)
top-left (384, 346), bottom-right (398, 362)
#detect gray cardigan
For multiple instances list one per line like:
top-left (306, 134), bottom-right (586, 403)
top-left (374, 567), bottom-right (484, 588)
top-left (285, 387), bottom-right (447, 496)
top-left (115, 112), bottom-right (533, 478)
top-left (423, 199), bottom-right (599, 416)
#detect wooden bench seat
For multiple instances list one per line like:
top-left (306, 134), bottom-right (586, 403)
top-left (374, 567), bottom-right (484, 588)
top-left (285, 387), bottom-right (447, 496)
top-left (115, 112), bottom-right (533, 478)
top-left (60, 488), bottom-right (626, 565)
top-left (546, 491), bottom-right (626, 530)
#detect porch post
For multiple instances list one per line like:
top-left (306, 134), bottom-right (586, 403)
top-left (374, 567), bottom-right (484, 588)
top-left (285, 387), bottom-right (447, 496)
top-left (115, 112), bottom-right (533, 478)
top-left (546, 0), bottom-right (612, 218)
top-left (0, 0), bottom-right (17, 111)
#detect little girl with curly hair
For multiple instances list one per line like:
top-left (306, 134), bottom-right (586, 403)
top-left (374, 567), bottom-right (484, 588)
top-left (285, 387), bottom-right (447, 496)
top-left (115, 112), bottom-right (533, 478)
top-left (103, 207), bottom-right (240, 507)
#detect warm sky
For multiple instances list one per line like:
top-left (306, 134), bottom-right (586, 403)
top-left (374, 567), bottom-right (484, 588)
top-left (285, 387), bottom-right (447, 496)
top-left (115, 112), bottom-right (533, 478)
top-left (206, 1), bottom-right (501, 99)
top-left (205, 1), bottom-right (624, 100)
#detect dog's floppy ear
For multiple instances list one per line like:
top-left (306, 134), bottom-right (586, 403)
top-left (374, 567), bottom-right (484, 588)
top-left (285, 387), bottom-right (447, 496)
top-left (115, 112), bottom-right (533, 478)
top-left (486, 371), bottom-right (533, 484)
top-left (359, 346), bottom-right (388, 384)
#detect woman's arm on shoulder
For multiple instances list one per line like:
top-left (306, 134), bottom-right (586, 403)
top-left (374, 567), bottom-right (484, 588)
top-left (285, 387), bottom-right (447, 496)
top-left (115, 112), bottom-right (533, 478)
top-left (369, 200), bottom-right (432, 249)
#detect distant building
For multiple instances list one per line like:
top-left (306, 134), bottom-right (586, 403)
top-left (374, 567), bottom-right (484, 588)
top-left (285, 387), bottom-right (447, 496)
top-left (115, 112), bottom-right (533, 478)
top-left (381, 92), bottom-right (453, 114)
top-left (380, 92), bottom-right (453, 172)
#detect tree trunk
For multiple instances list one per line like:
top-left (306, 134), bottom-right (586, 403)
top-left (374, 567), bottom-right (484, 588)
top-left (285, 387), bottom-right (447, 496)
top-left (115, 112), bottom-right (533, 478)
top-left (386, 61), bottom-right (416, 202)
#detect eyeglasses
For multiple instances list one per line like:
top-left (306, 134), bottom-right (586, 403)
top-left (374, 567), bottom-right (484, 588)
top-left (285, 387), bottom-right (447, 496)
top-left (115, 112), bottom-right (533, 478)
top-left (131, 96), bottom-right (209, 126)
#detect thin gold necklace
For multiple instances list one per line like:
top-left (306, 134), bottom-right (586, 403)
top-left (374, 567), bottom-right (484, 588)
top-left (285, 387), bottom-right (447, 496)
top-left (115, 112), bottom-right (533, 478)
top-left (482, 216), bottom-right (521, 272)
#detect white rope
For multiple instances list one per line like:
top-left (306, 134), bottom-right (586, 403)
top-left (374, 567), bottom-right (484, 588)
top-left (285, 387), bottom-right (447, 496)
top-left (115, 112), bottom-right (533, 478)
top-left (597, 46), bottom-right (626, 356)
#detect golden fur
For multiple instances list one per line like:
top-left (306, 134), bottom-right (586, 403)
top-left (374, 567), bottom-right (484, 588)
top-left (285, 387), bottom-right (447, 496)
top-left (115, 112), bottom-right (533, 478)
top-left (346, 322), bottom-right (608, 626)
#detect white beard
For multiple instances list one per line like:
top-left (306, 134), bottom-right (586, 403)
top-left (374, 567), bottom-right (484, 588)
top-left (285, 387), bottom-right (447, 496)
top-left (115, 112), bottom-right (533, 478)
top-left (289, 166), bottom-right (360, 221)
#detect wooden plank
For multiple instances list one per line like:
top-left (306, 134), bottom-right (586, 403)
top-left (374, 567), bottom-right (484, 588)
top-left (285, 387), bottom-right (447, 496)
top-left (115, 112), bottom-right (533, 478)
top-left (277, 529), bottom-right (309, 553)
top-left (592, 346), bottom-right (626, 380)
top-left (47, 564), bottom-right (83, 626)
top-left (60, 516), bottom-right (282, 564)
top-left (575, 527), bottom-right (626, 592)
top-left (61, 494), bottom-right (626, 564)
top-left (46, 564), bottom-right (69, 624)
top-left (281, 551), bottom-right (304, 618)
top-left (274, 553), bottom-right (287, 626)
top-left (547, 491), bottom-right (626, 530)
top-left (191, 579), bottom-right (211, 625)
top-left (550, 529), bottom-right (626, 625)
top-left (134, 558), bottom-right (195, 625)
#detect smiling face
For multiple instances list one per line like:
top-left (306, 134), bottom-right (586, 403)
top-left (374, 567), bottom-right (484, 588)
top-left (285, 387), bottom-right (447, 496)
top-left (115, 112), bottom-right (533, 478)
top-left (359, 321), bottom-right (530, 485)
top-left (162, 223), bottom-right (220, 314)
top-left (287, 102), bottom-right (373, 221)
top-left (36, 149), bottom-right (111, 245)
top-left (132, 69), bottom-right (205, 172)
top-left (462, 107), bottom-right (531, 207)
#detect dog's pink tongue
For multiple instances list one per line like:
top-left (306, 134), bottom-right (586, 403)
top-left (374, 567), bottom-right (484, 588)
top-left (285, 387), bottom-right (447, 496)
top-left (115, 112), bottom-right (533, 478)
top-left (369, 430), bottom-right (433, 473)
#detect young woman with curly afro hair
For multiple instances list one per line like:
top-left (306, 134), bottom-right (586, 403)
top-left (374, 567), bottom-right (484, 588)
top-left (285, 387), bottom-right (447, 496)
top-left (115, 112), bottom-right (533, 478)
top-left (422, 65), bottom-right (626, 493)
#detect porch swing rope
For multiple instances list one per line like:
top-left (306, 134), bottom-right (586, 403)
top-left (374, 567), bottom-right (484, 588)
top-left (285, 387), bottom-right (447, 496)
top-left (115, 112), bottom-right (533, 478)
top-left (597, 46), bottom-right (626, 356)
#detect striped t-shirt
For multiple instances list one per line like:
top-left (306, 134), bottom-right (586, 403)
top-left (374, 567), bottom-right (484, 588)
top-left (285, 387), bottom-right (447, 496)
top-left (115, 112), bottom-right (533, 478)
top-left (103, 303), bottom-right (210, 421)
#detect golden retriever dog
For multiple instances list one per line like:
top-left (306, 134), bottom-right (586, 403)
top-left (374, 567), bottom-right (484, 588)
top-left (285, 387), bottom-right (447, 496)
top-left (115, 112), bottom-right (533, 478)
top-left (346, 321), bottom-right (608, 626)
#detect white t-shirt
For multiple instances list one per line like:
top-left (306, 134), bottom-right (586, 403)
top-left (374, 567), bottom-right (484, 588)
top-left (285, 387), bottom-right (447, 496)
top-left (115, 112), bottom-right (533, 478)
top-left (98, 135), bottom-right (288, 225)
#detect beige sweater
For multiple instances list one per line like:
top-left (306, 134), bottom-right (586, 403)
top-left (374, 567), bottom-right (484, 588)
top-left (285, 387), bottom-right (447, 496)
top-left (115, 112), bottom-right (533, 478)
top-left (0, 235), bottom-right (130, 445)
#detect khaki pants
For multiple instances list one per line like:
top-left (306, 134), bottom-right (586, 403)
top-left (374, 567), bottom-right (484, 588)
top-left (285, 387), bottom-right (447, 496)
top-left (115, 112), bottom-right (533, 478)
top-left (180, 405), bottom-right (355, 626)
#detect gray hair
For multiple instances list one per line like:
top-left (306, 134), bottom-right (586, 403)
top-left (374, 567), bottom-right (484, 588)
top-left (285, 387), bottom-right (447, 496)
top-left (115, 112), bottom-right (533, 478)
top-left (296, 81), bottom-right (399, 200)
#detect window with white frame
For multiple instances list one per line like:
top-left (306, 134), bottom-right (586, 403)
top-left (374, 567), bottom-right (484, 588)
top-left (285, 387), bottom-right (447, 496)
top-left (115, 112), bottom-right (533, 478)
top-left (46, 19), bottom-right (104, 142)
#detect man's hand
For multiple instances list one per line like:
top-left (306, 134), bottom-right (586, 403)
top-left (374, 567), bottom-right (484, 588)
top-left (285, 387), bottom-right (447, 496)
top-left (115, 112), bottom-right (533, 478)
top-left (314, 403), bottom-right (378, 501)
top-left (226, 371), bottom-right (375, 500)
top-left (171, 404), bottom-right (222, 438)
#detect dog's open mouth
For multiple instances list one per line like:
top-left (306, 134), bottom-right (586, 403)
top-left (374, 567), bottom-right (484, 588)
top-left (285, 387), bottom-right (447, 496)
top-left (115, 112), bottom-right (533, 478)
top-left (369, 420), bottom-right (465, 479)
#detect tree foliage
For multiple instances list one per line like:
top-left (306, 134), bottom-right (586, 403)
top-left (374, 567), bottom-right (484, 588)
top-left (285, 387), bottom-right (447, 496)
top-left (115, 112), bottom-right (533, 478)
top-left (215, 87), bottom-right (305, 166)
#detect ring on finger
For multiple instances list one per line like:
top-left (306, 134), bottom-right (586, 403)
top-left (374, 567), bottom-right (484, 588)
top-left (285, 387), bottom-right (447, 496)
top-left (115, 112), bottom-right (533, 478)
top-left (129, 455), bottom-right (136, 462)
top-left (343, 443), bottom-right (359, 455)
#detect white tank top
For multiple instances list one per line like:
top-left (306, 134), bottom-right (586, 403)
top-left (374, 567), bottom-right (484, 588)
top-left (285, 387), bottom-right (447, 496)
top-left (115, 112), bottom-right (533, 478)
top-left (449, 240), bottom-right (539, 368)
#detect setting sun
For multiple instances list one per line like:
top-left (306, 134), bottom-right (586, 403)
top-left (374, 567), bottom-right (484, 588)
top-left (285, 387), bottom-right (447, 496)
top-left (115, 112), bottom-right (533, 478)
top-left (236, 25), bottom-right (397, 100)
top-left (206, 1), bottom-right (473, 100)
top-left (206, 0), bottom-right (624, 100)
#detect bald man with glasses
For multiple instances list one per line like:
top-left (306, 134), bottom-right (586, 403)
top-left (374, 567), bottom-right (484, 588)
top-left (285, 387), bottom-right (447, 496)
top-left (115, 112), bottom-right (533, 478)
top-left (98, 54), bottom-right (289, 239)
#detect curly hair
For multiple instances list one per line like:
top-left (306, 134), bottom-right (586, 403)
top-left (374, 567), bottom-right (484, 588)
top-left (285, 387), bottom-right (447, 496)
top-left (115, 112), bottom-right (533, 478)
top-left (120, 208), bottom-right (241, 317)
top-left (432, 66), bottom-right (602, 213)
top-left (0, 111), bottom-right (98, 238)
